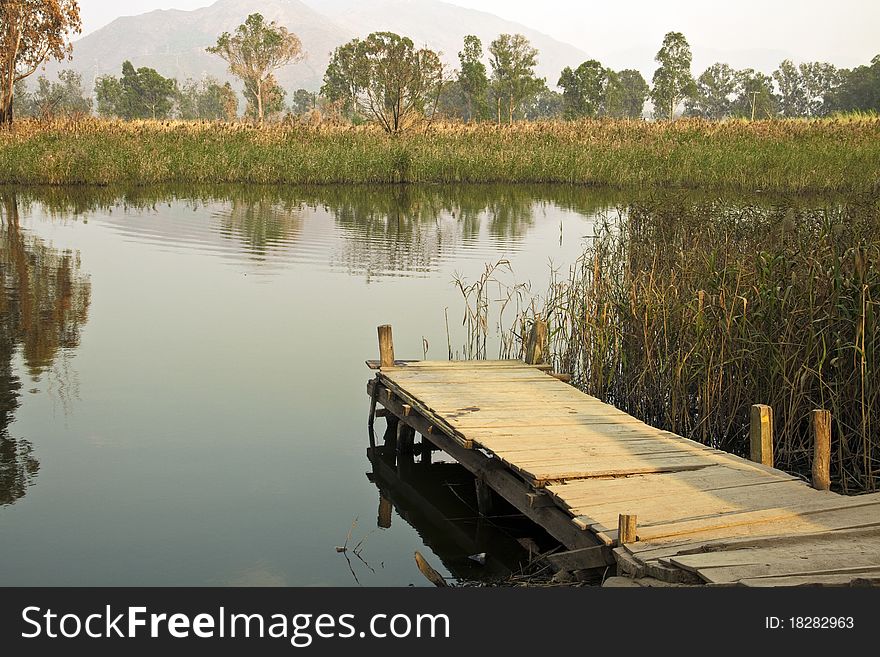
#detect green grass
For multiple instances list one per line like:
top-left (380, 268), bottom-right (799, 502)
top-left (1, 116), bottom-right (879, 192)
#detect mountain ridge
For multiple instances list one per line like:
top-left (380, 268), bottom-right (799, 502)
top-left (44, 0), bottom-right (591, 94)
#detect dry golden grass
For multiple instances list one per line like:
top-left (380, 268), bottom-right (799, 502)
top-left (1, 116), bottom-right (879, 191)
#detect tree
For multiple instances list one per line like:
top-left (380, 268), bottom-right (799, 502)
top-left (731, 69), bottom-right (777, 119)
top-left (773, 60), bottom-right (807, 117)
top-left (176, 77), bottom-right (238, 120)
top-left (32, 68), bottom-right (91, 118)
top-left (827, 55), bottom-right (880, 114)
top-left (650, 31), bottom-right (696, 119)
top-left (11, 79), bottom-right (33, 118)
top-left (558, 60), bottom-right (609, 119)
top-left (799, 62), bottom-right (840, 117)
top-left (243, 73), bottom-right (285, 121)
top-left (687, 63), bottom-right (738, 118)
top-left (290, 88), bottom-right (316, 115)
top-left (207, 13), bottom-right (304, 125)
top-left (489, 34), bottom-right (542, 123)
top-left (321, 32), bottom-right (444, 134)
top-left (0, 0), bottom-right (81, 125)
top-left (521, 82), bottom-right (562, 120)
top-left (457, 35), bottom-right (488, 121)
top-left (94, 74), bottom-right (123, 117)
top-left (606, 69), bottom-right (649, 118)
top-left (94, 61), bottom-right (175, 119)
top-left (121, 61), bottom-right (175, 119)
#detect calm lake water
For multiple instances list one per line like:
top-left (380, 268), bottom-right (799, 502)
top-left (0, 185), bottom-right (620, 586)
top-left (0, 184), bottom-right (836, 585)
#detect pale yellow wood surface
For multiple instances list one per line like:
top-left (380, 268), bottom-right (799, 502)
top-left (375, 360), bottom-right (880, 586)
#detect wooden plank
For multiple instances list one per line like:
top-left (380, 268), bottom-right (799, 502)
top-left (696, 562), bottom-right (880, 585)
top-left (627, 523), bottom-right (880, 563)
top-left (736, 570), bottom-right (880, 587)
top-left (388, 359), bottom-right (551, 370)
top-left (635, 498), bottom-right (880, 544)
top-left (525, 461), bottom-right (716, 485)
top-left (547, 466), bottom-right (795, 507)
top-left (564, 481), bottom-right (835, 530)
top-left (546, 545), bottom-right (616, 571)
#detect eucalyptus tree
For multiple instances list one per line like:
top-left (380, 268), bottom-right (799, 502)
top-left (488, 33), bottom-right (542, 123)
top-left (558, 60), bottom-right (609, 118)
top-left (321, 32), bottom-right (444, 134)
top-left (457, 35), bottom-right (489, 121)
top-left (605, 69), bottom-right (649, 118)
top-left (207, 13), bottom-right (304, 125)
top-left (0, 0), bottom-right (81, 125)
top-left (650, 31), bottom-right (696, 119)
top-left (687, 63), bottom-right (738, 118)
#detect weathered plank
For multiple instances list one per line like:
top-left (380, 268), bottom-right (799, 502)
top-left (367, 358), bottom-right (880, 586)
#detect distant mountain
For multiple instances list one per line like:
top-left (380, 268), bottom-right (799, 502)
top-left (305, 0), bottom-right (591, 84)
top-left (44, 0), bottom-right (352, 92)
top-left (43, 0), bottom-right (591, 95)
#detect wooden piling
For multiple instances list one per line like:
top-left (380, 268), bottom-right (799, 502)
top-left (475, 477), bottom-right (494, 516)
top-left (749, 404), bottom-right (774, 467)
top-left (377, 495), bottom-right (392, 529)
top-left (378, 324), bottom-right (395, 369)
top-left (811, 409), bottom-right (832, 491)
top-left (618, 514), bottom-right (637, 545)
top-left (525, 319), bottom-right (547, 365)
top-left (397, 422), bottom-right (415, 454)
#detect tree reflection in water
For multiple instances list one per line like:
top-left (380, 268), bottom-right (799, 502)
top-left (0, 195), bottom-right (91, 506)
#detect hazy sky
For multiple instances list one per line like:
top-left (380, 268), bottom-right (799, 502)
top-left (77, 0), bottom-right (880, 67)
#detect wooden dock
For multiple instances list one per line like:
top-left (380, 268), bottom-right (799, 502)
top-left (367, 326), bottom-right (880, 587)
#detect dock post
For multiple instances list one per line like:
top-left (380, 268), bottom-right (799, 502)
top-left (397, 422), bottom-right (415, 454)
top-left (811, 409), bottom-right (832, 491)
top-left (377, 495), bottom-right (393, 529)
top-left (525, 319), bottom-right (547, 365)
top-left (749, 404), bottom-right (774, 467)
top-left (618, 514), bottom-right (637, 544)
top-left (475, 477), bottom-right (494, 516)
top-left (378, 324), bottom-right (395, 368)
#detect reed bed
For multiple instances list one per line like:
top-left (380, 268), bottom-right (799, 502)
top-left (464, 196), bottom-right (879, 493)
top-left (1, 116), bottom-right (879, 192)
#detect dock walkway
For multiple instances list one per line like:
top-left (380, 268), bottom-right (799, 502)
top-left (367, 356), bottom-right (880, 586)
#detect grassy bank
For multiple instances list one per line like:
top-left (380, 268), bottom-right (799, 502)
top-left (1, 117), bottom-right (879, 192)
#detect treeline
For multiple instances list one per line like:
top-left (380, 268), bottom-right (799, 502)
top-left (10, 18), bottom-right (880, 127)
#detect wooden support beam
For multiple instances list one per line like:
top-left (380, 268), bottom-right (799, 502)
top-left (546, 545), bottom-right (616, 571)
top-left (527, 492), bottom-right (556, 508)
top-left (397, 422), bottom-right (415, 454)
top-left (811, 409), bottom-right (832, 491)
top-left (475, 477), bottom-right (494, 516)
top-left (618, 514), bottom-right (638, 545)
top-left (549, 372), bottom-right (571, 383)
top-left (749, 404), bottom-right (774, 467)
top-left (378, 324), bottom-right (395, 369)
top-left (525, 319), bottom-right (548, 365)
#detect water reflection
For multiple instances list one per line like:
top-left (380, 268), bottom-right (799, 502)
top-left (366, 427), bottom-right (555, 584)
top-left (0, 195), bottom-right (91, 506)
top-left (214, 199), bottom-right (303, 259)
top-left (9, 184), bottom-right (633, 280)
